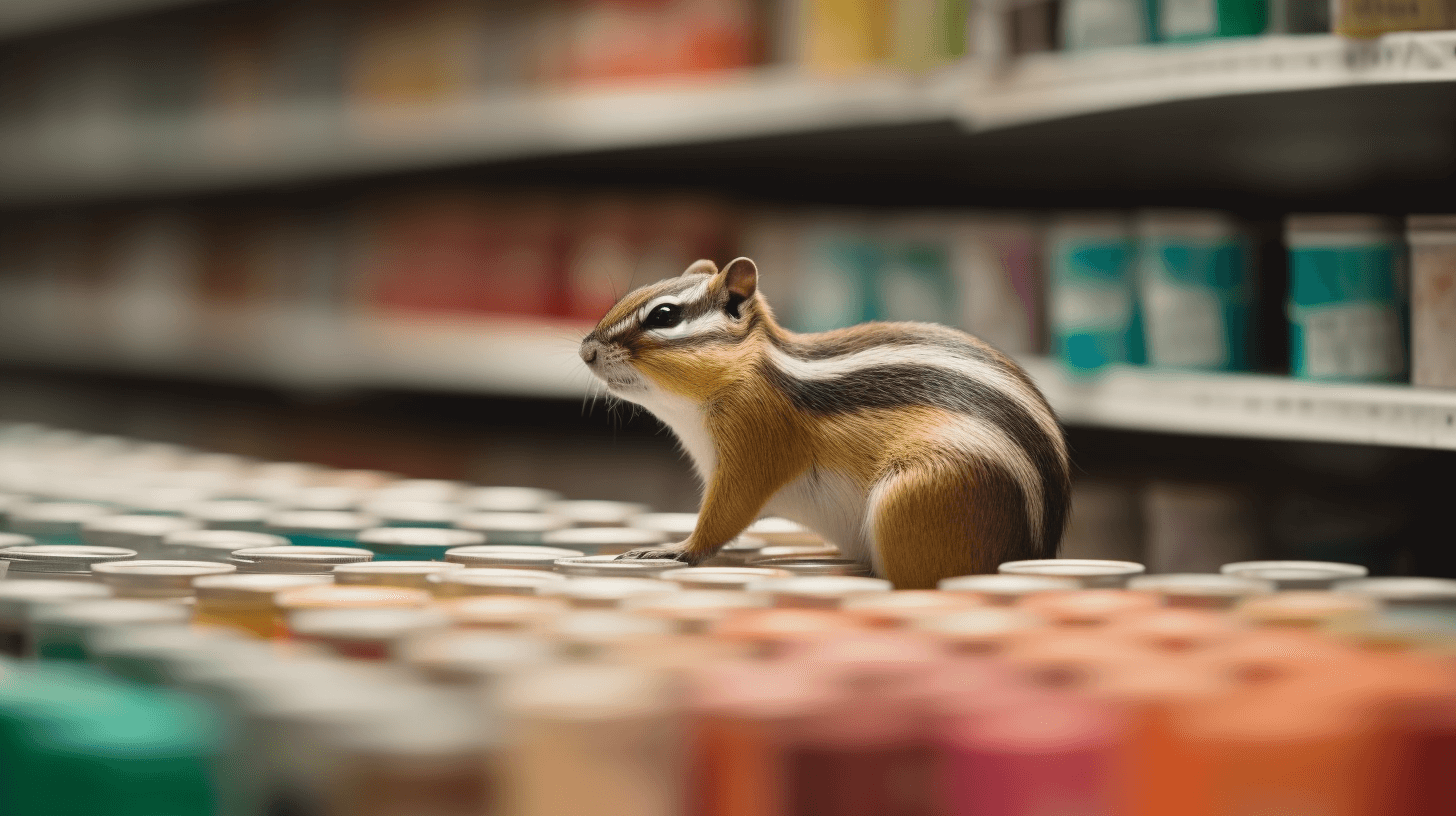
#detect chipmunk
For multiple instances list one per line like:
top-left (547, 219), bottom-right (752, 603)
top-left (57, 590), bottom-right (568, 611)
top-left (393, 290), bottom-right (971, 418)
top-left (578, 258), bottom-right (1070, 589)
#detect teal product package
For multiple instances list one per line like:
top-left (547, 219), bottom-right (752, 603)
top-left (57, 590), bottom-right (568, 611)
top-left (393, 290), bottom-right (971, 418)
top-left (791, 220), bottom-right (884, 332)
top-left (1158, 0), bottom-right (1266, 39)
top-left (877, 219), bottom-right (959, 327)
top-left (1136, 211), bottom-right (1253, 371)
top-left (1048, 215), bottom-right (1146, 372)
top-left (1285, 215), bottom-right (1407, 382)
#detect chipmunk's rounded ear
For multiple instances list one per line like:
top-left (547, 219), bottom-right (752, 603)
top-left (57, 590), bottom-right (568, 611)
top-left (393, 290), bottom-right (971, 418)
top-left (683, 259), bottom-right (718, 276)
top-left (723, 257), bottom-right (758, 300)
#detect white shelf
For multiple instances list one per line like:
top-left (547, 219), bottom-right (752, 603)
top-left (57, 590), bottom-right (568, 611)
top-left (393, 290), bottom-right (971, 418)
top-left (0, 0), bottom-right (209, 38)
top-left (4, 33), bottom-right (1456, 203)
top-left (3, 313), bottom-right (1454, 449)
top-left (1021, 357), bottom-right (1456, 450)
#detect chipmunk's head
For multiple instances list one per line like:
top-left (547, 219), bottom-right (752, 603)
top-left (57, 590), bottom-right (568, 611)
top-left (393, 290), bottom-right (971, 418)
top-left (579, 257), bottom-right (768, 404)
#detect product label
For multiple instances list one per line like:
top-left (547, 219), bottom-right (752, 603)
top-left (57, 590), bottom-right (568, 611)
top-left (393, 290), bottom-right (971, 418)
top-left (1143, 279), bottom-right (1226, 367)
top-left (1292, 302), bottom-right (1404, 379)
top-left (1161, 0), bottom-right (1218, 37)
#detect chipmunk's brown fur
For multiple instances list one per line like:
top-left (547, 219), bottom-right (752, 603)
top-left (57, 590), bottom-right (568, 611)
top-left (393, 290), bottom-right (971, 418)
top-left (579, 258), bottom-right (1069, 588)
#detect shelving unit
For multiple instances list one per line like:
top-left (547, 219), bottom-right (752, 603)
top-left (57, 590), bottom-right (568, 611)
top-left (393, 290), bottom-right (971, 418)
top-left (0, 0), bottom-right (209, 38)
top-left (3, 314), bottom-right (1453, 450)
top-left (7, 32), bottom-right (1456, 205)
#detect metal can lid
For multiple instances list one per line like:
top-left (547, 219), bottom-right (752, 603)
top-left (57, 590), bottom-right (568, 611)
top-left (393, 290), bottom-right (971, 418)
top-left (274, 583), bottom-right (432, 610)
top-left (81, 514), bottom-right (202, 548)
top-left (0, 579), bottom-right (112, 619)
top-left (540, 527), bottom-right (668, 550)
top-left (659, 567), bottom-right (792, 589)
top-left (289, 607), bottom-right (449, 642)
top-left (0, 544), bottom-right (137, 573)
top-left (1127, 573), bottom-right (1276, 598)
top-left (265, 510), bottom-right (380, 535)
top-left (745, 557), bottom-right (871, 576)
top-left (428, 568), bottom-right (567, 597)
top-left (536, 577), bottom-right (676, 605)
top-left (460, 486), bottom-right (562, 513)
top-left (361, 500), bottom-right (464, 526)
top-left (999, 559), bottom-right (1146, 578)
top-left (627, 513), bottom-right (698, 537)
top-left (9, 502), bottom-right (113, 535)
top-left (543, 500), bottom-right (650, 527)
top-left (192, 573), bottom-right (333, 601)
top-left (1332, 577), bottom-right (1456, 604)
top-left (746, 576), bottom-right (892, 598)
top-left (1220, 561), bottom-right (1369, 587)
top-left (553, 555), bottom-right (684, 577)
top-left (334, 561), bottom-right (464, 588)
top-left (937, 574), bottom-right (1080, 595)
top-left (357, 527), bottom-right (484, 549)
top-left (229, 545), bottom-right (373, 574)
top-left (455, 512), bottom-right (569, 535)
top-left (163, 529), bottom-right (290, 554)
top-left (92, 560), bottom-right (237, 589)
top-left (445, 545), bottom-right (585, 568)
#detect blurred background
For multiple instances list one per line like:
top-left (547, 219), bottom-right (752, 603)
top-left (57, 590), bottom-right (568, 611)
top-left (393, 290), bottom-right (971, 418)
top-left (2, 0), bottom-right (1456, 576)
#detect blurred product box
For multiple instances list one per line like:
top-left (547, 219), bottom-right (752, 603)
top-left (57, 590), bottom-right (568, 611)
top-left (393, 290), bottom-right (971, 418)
top-left (1046, 213), bottom-right (1145, 372)
top-left (1135, 210), bottom-right (1253, 371)
top-left (104, 211), bottom-right (203, 361)
top-left (1406, 214), bottom-right (1456, 388)
top-left (1269, 489), bottom-right (1404, 572)
top-left (789, 215), bottom-right (884, 330)
top-left (1003, 0), bottom-right (1062, 53)
top-left (1266, 0), bottom-right (1330, 32)
top-left (1142, 479), bottom-right (1258, 573)
top-left (1059, 0), bottom-right (1148, 49)
top-left (1156, 0), bottom-right (1266, 39)
top-left (887, 0), bottom-right (973, 70)
top-left (348, 0), bottom-right (492, 108)
top-left (876, 217), bottom-right (960, 325)
top-left (1285, 214), bottom-right (1407, 382)
top-left (803, 0), bottom-right (893, 73)
top-left (1334, 0), bottom-right (1453, 36)
top-left (1059, 478), bottom-right (1144, 561)
top-left (948, 213), bottom-right (1044, 354)
top-left (560, 0), bottom-right (760, 83)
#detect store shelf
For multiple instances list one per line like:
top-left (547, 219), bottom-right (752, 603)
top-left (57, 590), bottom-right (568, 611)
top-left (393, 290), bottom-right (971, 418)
top-left (0, 0), bottom-right (209, 38)
top-left (3, 313), bottom-right (1454, 449)
top-left (1021, 357), bottom-right (1456, 450)
top-left (7, 33), bottom-right (1456, 205)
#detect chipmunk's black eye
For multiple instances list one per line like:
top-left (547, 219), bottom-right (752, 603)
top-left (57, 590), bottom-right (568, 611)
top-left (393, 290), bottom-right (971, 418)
top-left (643, 303), bottom-right (683, 329)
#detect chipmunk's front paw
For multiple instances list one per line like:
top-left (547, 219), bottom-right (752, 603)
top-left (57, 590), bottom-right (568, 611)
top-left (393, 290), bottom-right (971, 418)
top-left (616, 544), bottom-right (697, 563)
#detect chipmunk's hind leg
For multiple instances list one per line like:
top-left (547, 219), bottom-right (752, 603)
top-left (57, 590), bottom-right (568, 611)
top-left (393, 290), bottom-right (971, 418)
top-left (868, 458), bottom-right (1035, 589)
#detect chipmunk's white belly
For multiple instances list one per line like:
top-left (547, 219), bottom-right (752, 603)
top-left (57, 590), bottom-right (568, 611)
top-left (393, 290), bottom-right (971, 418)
top-left (764, 468), bottom-right (873, 565)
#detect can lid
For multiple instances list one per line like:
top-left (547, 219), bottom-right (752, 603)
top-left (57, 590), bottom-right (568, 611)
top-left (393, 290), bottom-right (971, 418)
top-left (745, 557), bottom-right (871, 576)
top-left (536, 577), bottom-right (676, 605)
top-left (937, 573), bottom-right (1089, 595)
top-left (746, 576), bottom-right (892, 598)
top-left (999, 559), bottom-right (1146, 579)
top-left (9, 502), bottom-right (113, 535)
top-left (0, 544), bottom-right (137, 573)
top-left (81, 515), bottom-right (201, 548)
top-left (553, 555), bottom-right (684, 577)
top-left (333, 561), bottom-right (464, 587)
top-left (751, 544), bottom-right (842, 560)
top-left (439, 595), bottom-right (567, 628)
top-left (265, 510), bottom-right (380, 535)
top-left (913, 607), bottom-right (1043, 639)
top-left (1127, 573), bottom-right (1276, 598)
top-left (627, 513), bottom-right (698, 537)
top-left (540, 527), bottom-right (669, 549)
top-left (182, 499), bottom-right (274, 524)
top-left (455, 512), bottom-right (569, 535)
top-left (1332, 576), bottom-right (1456, 604)
top-left (361, 500), bottom-right (464, 526)
top-left (659, 566), bottom-right (792, 588)
top-left (0, 579), bottom-right (112, 619)
top-left (1285, 214), bottom-right (1400, 245)
top-left (191, 573), bottom-right (333, 601)
top-left (1220, 561), bottom-right (1369, 586)
top-left (745, 517), bottom-right (825, 546)
top-left (32, 598), bottom-right (191, 628)
top-left (842, 590), bottom-right (985, 624)
top-left (460, 486), bottom-right (562, 513)
top-left (357, 527), bottom-right (484, 550)
top-left (428, 568), bottom-right (566, 597)
top-left (445, 545), bottom-right (585, 567)
top-left (543, 500), bottom-right (650, 527)
top-left (229, 545), bottom-right (373, 574)
top-left (92, 560), bottom-right (237, 589)
top-left (274, 583), bottom-right (432, 610)
top-left (163, 529), bottom-right (289, 554)
top-left (1019, 590), bottom-right (1162, 624)
top-left (289, 607), bottom-right (449, 642)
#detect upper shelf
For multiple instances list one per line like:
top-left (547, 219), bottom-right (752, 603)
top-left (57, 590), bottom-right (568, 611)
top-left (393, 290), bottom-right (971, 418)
top-left (2, 313), bottom-right (1453, 450)
top-left (0, 0), bottom-right (208, 39)
top-left (6, 32), bottom-right (1456, 206)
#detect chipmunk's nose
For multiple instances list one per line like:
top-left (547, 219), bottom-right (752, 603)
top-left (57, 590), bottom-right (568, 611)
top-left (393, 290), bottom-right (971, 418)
top-left (579, 340), bottom-right (599, 365)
